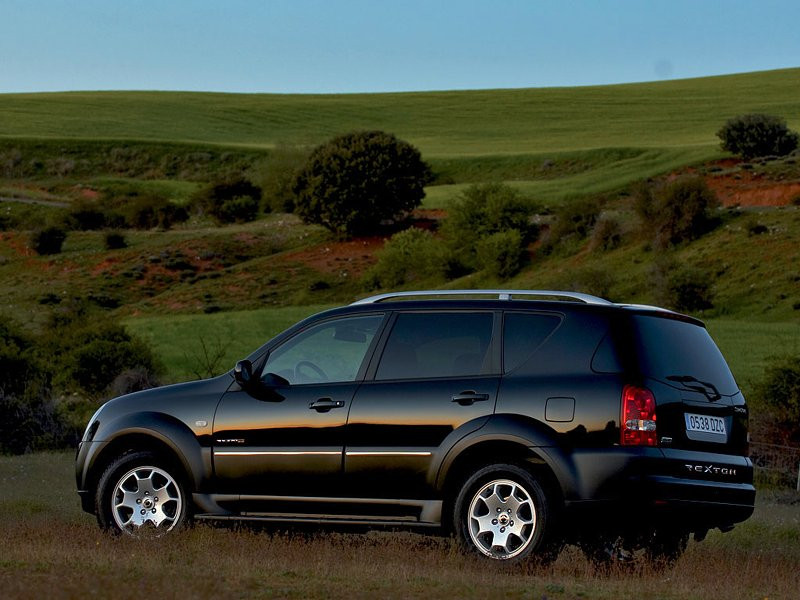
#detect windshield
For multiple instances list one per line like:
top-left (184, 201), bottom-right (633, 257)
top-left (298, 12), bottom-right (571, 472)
top-left (631, 315), bottom-right (739, 396)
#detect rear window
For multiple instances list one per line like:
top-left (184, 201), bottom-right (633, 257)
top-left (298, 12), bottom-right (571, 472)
top-left (631, 315), bottom-right (738, 396)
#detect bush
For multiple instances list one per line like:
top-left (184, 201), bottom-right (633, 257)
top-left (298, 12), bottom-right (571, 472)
top-left (441, 183), bottom-right (536, 272)
top-left (259, 145), bottom-right (309, 213)
top-left (292, 131), bottom-right (431, 237)
top-left (635, 177), bottom-right (719, 248)
top-left (589, 214), bottom-right (623, 251)
top-left (0, 316), bottom-right (38, 397)
top-left (125, 194), bottom-right (189, 230)
top-left (476, 229), bottom-right (525, 279)
top-left (717, 113), bottom-right (799, 159)
top-left (0, 388), bottom-right (67, 454)
top-left (365, 228), bottom-right (444, 288)
top-left (30, 225), bottom-right (66, 255)
top-left (754, 355), bottom-right (800, 444)
top-left (60, 324), bottom-right (163, 398)
top-left (195, 177), bottom-right (262, 224)
top-left (67, 199), bottom-right (111, 230)
top-left (104, 231), bottom-right (127, 249)
top-left (547, 198), bottom-right (601, 247)
top-left (648, 259), bottom-right (714, 313)
top-left (567, 266), bottom-right (616, 298)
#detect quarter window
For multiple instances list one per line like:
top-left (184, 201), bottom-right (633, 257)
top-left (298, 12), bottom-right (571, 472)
top-left (263, 315), bottom-right (383, 385)
top-left (503, 312), bottom-right (561, 373)
top-left (375, 312), bottom-right (494, 380)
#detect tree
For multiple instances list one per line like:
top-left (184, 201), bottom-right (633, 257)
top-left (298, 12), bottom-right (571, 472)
top-left (292, 131), bottom-right (431, 237)
top-left (717, 113), bottom-right (799, 160)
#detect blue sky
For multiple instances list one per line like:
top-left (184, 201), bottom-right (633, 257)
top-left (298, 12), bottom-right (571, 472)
top-left (1, 0), bottom-right (799, 93)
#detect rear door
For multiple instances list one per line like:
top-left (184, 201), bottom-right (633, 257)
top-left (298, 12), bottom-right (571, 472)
top-left (344, 311), bottom-right (500, 498)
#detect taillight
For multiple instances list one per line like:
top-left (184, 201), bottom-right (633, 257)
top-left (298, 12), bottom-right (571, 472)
top-left (621, 385), bottom-right (657, 446)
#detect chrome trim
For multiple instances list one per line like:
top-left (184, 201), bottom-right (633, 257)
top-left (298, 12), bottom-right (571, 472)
top-left (214, 451), bottom-right (341, 456)
top-left (351, 289), bottom-right (611, 305)
top-left (345, 451), bottom-right (432, 456)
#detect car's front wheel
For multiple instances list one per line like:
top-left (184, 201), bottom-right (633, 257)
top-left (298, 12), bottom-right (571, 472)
top-left (96, 451), bottom-right (188, 537)
top-left (453, 463), bottom-right (560, 562)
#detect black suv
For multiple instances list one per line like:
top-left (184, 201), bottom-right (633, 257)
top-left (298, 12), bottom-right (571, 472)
top-left (76, 290), bottom-right (754, 562)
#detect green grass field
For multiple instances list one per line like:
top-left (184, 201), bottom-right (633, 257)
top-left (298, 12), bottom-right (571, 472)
top-left (0, 452), bottom-right (798, 599)
top-left (2, 69), bottom-right (799, 156)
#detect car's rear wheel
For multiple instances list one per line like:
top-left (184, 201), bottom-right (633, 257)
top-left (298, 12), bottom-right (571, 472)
top-left (453, 463), bottom-right (560, 562)
top-left (96, 451), bottom-right (188, 537)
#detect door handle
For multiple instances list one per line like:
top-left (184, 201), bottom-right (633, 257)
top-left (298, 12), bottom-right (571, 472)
top-left (451, 391), bottom-right (490, 406)
top-left (309, 397), bottom-right (345, 412)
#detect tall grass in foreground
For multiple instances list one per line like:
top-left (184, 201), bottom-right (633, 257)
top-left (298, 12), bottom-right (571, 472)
top-left (1, 452), bottom-right (798, 599)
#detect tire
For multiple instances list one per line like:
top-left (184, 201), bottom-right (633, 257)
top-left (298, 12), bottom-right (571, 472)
top-left (96, 450), bottom-right (188, 537)
top-left (453, 463), bottom-right (560, 562)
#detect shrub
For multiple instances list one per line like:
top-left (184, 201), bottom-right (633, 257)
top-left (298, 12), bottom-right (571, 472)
top-left (292, 131), bottom-right (431, 237)
top-left (30, 225), bottom-right (66, 255)
top-left (717, 113), bottom-right (799, 159)
top-left (589, 214), bottom-right (623, 251)
top-left (567, 266), bottom-right (616, 298)
top-left (259, 145), bottom-right (309, 213)
top-left (0, 316), bottom-right (38, 397)
top-left (476, 229), bottom-right (525, 279)
top-left (635, 177), bottom-right (719, 248)
top-left (0, 388), bottom-right (67, 454)
top-left (648, 259), bottom-right (714, 313)
top-left (67, 199), bottom-right (110, 230)
top-left (104, 231), bottom-right (127, 249)
top-left (365, 228), bottom-right (444, 288)
top-left (195, 177), bottom-right (262, 224)
top-left (441, 183), bottom-right (535, 272)
top-left (125, 194), bottom-right (189, 230)
top-left (547, 198), bottom-right (601, 244)
top-left (753, 355), bottom-right (800, 444)
top-left (63, 325), bottom-right (162, 398)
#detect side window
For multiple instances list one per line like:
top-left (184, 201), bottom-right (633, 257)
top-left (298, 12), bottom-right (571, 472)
top-left (375, 312), bottom-right (494, 380)
top-left (263, 315), bottom-right (383, 385)
top-left (503, 312), bottom-right (561, 373)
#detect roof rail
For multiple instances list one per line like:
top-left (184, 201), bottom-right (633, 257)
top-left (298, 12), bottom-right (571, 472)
top-left (351, 289), bottom-right (612, 305)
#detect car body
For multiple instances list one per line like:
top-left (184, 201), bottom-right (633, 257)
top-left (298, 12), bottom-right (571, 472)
top-left (76, 290), bottom-right (754, 561)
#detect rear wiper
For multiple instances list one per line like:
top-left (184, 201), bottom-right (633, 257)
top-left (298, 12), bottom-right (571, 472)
top-left (666, 375), bottom-right (721, 401)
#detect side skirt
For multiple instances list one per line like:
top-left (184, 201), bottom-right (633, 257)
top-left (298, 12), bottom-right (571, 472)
top-left (192, 493), bottom-right (442, 525)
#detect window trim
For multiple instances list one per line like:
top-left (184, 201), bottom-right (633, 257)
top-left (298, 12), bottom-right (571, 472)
top-left (364, 309), bottom-right (501, 382)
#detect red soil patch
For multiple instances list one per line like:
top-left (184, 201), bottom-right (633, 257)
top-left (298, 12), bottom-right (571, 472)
top-left (706, 173), bottom-right (800, 207)
top-left (77, 187), bottom-right (100, 200)
top-left (283, 237), bottom-right (385, 276)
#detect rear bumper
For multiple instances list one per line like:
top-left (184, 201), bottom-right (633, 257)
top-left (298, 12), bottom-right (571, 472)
top-left (560, 446), bottom-right (755, 530)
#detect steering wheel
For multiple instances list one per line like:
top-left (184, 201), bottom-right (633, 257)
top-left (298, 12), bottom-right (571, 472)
top-left (295, 360), bottom-right (327, 383)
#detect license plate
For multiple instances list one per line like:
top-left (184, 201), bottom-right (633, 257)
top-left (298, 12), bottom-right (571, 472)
top-left (685, 413), bottom-right (726, 435)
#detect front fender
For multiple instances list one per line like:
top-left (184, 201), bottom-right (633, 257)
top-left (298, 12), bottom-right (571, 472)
top-left (77, 411), bottom-right (210, 493)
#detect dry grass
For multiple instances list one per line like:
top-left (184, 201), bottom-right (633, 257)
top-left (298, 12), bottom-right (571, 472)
top-left (1, 452), bottom-right (798, 599)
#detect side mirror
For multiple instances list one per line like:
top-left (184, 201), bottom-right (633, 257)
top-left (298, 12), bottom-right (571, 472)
top-left (262, 372), bottom-right (290, 388)
top-left (234, 360), bottom-right (253, 389)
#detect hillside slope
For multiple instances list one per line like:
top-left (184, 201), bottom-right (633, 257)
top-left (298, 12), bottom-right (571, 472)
top-left (1, 68), bottom-right (799, 156)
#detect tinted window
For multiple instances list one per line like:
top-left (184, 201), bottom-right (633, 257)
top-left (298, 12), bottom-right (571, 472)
top-left (632, 315), bottom-right (738, 396)
top-left (503, 312), bottom-right (562, 373)
top-left (263, 315), bottom-right (383, 384)
top-left (376, 312), bottom-right (493, 380)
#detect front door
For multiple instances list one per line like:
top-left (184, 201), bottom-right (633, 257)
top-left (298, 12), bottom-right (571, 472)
top-left (213, 313), bottom-right (385, 497)
top-left (345, 311), bottom-right (500, 498)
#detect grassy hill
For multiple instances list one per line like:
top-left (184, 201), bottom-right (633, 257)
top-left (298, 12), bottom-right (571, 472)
top-left (1, 68), bottom-right (799, 156)
top-left (1, 68), bottom-right (800, 389)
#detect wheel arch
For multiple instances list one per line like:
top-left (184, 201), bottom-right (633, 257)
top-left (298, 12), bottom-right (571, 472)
top-left (81, 412), bottom-right (208, 500)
